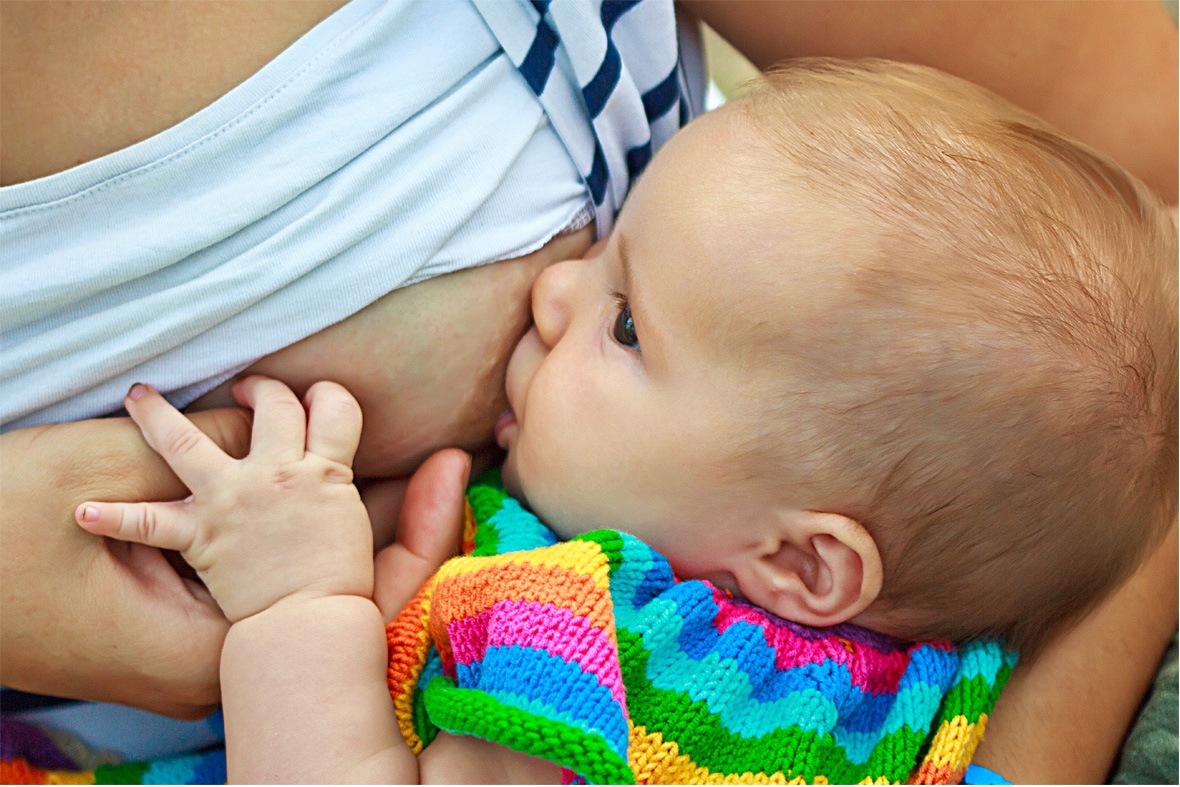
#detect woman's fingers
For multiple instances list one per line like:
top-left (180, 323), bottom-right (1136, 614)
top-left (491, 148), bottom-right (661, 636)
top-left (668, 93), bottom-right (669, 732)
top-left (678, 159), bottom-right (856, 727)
top-left (125, 384), bottom-right (229, 495)
top-left (373, 449), bottom-right (470, 622)
top-left (231, 376), bottom-right (307, 463)
top-left (75, 499), bottom-right (197, 553)
top-left (303, 381), bottom-right (363, 466)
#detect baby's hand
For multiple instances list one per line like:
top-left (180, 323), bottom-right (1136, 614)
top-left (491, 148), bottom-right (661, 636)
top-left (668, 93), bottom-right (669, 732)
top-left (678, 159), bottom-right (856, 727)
top-left (75, 376), bottom-right (373, 623)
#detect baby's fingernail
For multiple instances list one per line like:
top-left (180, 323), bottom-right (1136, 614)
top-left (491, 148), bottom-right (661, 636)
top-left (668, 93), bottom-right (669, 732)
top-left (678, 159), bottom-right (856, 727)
top-left (75, 504), bottom-right (100, 523)
top-left (127, 383), bottom-right (150, 401)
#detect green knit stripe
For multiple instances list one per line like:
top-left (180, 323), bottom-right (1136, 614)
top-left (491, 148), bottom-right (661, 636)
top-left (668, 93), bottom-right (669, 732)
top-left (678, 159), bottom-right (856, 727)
top-left (467, 473), bottom-right (508, 556)
top-left (931, 660), bottom-right (1013, 728)
top-left (991, 661), bottom-right (1014, 705)
top-left (617, 628), bottom-right (926, 783)
top-left (413, 679), bottom-right (438, 749)
top-left (423, 676), bottom-right (634, 785)
top-left (938, 674), bottom-right (996, 727)
top-left (93, 761), bottom-right (150, 784)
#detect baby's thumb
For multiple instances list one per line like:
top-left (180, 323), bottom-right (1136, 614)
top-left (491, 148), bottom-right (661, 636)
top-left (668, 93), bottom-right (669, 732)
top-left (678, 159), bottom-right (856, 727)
top-left (75, 499), bottom-right (196, 553)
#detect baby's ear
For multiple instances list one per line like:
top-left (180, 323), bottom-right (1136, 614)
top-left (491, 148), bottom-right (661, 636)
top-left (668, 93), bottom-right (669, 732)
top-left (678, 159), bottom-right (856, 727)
top-left (735, 511), bottom-right (883, 627)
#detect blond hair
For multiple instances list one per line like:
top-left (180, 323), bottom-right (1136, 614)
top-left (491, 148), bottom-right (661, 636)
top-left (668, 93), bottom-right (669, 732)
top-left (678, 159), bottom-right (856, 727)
top-left (737, 59), bottom-right (1177, 654)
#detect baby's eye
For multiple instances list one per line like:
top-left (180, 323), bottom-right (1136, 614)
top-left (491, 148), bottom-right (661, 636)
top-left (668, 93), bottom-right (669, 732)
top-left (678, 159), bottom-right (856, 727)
top-left (611, 295), bottom-right (640, 350)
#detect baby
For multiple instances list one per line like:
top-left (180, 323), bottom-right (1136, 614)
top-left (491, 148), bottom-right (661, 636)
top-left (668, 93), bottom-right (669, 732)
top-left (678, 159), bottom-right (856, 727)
top-left (74, 60), bottom-right (1176, 783)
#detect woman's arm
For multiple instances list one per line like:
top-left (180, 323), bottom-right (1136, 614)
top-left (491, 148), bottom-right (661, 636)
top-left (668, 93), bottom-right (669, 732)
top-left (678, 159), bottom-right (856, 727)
top-left (685, 0), bottom-right (1178, 201)
top-left (0, 409), bottom-right (249, 718)
top-left (972, 523), bottom-right (1178, 784)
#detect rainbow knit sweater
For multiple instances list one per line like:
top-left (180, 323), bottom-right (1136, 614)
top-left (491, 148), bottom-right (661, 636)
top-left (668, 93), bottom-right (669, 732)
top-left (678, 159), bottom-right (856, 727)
top-left (0, 474), bottom-right (1015, 786)
top-left (386, 473), bottom-right (1017, 785)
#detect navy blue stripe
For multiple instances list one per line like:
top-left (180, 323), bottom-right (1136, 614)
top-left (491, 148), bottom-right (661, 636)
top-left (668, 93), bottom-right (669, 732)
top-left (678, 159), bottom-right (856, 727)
top-left (519, 19), bottom-right (559, 96)
top-left (582, 40), bottom-right (621, 119)
top-left (625, 141), bottom-right (652, 180)
top-left (586, 142), bottom-right (609, 205)
top-left (601, 0), bottom-right (641, 31)
top-left (641, 66), bottom-right (679, 122)
top-left (678, 86), bottom-right (688, 126)
top-left (530, 0), bottom-right (551, 15)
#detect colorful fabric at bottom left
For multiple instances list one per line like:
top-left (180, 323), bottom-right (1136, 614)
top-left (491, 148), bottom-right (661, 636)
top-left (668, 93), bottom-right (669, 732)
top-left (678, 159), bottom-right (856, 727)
top-left (0, 719), bottom-right (226, 785)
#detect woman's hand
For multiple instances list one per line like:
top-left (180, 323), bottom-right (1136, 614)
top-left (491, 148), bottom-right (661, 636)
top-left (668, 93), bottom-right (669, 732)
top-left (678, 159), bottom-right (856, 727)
top-left (370, 448), bottom-right (468, 623)
top-left (0, 406), bottom-right (250, 718)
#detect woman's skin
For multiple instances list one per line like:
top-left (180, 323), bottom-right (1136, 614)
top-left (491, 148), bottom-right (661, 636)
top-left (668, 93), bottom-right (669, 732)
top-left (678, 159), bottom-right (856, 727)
top-left (1, 0), bottom-right (1176, 779)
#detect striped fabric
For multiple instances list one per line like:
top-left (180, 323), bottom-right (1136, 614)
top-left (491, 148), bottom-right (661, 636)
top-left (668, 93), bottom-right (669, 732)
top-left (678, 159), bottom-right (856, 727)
top-left (387, 473), bottom-right (1018, 784)
top-left (0, 717), bottom-right (225, 785)
top-left (473, 0), bottom-right (696, 236)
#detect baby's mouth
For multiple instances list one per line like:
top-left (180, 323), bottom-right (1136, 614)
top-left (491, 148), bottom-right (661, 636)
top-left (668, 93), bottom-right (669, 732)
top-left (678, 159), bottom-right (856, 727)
top-left (494, 409), bottom-right (517, 449)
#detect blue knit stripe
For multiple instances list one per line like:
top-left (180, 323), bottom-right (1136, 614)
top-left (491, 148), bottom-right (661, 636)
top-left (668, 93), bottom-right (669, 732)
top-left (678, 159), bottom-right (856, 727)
top-left (953, 639), bottom-right (1008, 685)
top-left (897, 644), bottom-right (960, 693)
top-left (486, 497), bottom-right (558, 553)
top-left (456, 644), bottom-right (629, 751)
top-left (190, 750), bottom-right (227, 785)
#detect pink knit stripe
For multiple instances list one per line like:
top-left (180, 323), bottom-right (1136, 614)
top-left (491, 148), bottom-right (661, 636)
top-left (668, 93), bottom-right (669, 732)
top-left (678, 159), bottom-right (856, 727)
top-left (710, 593), bottom-right (913, 694)
top-left (446, 599), bottom-right (628, 708)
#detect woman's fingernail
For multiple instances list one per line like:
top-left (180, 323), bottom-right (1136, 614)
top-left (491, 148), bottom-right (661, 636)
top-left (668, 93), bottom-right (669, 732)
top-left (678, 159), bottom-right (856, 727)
top-left (75, 504), bottom-right (99, 523)
top-left (127, 383), bottom-right (149, 401)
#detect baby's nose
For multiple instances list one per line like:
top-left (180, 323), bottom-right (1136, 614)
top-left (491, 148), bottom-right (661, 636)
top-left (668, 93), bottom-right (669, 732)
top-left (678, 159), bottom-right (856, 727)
top-left (531, 258), bottom-right (580, 348)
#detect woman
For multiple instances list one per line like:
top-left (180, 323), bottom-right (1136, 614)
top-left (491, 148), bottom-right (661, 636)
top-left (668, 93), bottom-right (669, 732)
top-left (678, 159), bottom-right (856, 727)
top-left (2, 1), bottom-right (1176, 781)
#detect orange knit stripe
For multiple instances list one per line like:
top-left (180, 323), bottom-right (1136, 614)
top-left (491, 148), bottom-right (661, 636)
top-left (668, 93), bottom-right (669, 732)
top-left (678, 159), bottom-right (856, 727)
top-left (428, 559), bottom-right (616, 654)
top-left (0, 758), bottom-right (48, 784)
top-left (386, 578), bottom-right (436, 753)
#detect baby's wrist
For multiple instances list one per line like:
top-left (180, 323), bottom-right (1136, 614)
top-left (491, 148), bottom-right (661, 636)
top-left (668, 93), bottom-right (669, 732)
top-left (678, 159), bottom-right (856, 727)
top-left (228, 589), bottom-right (380, 630)
top-left (222, 593), bottom-right (386, 681)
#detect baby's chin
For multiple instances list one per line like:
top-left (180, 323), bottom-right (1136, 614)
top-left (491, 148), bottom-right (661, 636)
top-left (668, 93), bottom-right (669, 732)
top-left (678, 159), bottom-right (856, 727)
top-left (499, 453), bottom-right (525, 500)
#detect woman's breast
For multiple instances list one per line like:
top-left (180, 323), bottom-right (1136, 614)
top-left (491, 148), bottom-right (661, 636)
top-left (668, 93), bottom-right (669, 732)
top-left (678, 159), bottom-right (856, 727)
top-left (192, 226), bottom-right (595, 478)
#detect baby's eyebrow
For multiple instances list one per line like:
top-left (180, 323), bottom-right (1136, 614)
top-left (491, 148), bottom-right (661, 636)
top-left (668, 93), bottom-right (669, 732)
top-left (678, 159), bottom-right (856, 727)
top-left (617, 231), bottom-right (636, 299)
top-left (615, 230), bottom-right (667, 372)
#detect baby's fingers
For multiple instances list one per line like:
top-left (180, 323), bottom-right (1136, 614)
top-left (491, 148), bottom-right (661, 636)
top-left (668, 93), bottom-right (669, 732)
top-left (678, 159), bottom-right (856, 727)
top-left (125, 384), bottom-right (230, 496)
top-left (303, 381), bottom-right (362, 467)
top-left (75, 500), bottom-right (196, 553)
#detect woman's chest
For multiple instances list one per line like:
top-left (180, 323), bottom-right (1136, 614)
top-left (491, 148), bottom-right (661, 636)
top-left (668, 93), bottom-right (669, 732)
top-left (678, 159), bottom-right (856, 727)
top-left (192, 226), bottom-right (594, 478)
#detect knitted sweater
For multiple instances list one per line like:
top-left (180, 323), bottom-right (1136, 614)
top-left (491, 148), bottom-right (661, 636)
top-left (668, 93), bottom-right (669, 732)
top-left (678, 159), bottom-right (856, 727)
top-left (387, 473), bottom-right (1017, 785)
top-left (0, 474), bottom-right (1014, 785)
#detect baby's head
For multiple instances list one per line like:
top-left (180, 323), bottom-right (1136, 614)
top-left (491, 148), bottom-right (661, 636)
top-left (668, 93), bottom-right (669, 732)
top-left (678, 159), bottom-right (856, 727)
top-left (496, 59), bottom-right (1177, 654)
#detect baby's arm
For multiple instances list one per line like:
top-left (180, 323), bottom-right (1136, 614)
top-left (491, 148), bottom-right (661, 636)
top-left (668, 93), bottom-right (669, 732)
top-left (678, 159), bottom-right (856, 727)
top-left (74, 378), bottom-right (425, 782)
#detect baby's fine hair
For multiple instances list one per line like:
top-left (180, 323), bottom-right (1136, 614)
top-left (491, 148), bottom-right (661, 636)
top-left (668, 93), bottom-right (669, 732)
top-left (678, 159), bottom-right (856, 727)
top-left (737, 59), bottom-right (1177, 654)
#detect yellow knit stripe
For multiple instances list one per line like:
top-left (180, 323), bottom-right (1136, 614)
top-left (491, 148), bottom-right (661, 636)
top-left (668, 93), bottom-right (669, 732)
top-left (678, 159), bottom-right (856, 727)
top-left (46, 772), bottom-right (95, 785)
top-left (920, 713), bottom-right (988, 775)
top-left (434, 539), bottom-right (613, 591)
top-left (627, 724), bottom-right (824, 784)
top-left (462, 500), bottom-right (477, 545)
